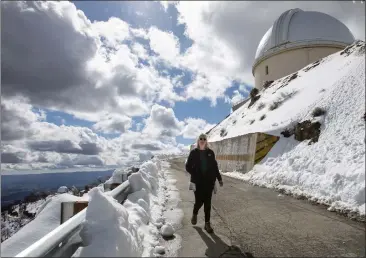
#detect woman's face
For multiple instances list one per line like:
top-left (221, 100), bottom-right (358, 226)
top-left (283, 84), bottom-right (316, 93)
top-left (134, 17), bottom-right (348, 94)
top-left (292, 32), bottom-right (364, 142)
top-left (198, 136), bottom-right (207, 148)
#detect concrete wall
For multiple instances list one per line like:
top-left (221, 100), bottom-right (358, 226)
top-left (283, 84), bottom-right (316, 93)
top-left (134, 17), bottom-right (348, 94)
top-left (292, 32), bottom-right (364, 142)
top-left (253, 46), bottom-right (342, 89)
top-left (188, 133), bottom-right (279, 173)
top-left (209, 134), bottom-right (258, 173)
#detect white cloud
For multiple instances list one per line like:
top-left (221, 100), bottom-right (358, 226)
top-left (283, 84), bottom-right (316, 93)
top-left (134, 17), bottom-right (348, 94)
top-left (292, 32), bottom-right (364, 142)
top-left (184, 73), bottom-right (232, 106)
top-left (181, 118), bottom-right (215, 139)
top-left (92, 114), bottom-right (132, 134)
top-left (239, 84), bottom-right (251, 96)
top-left (92, 17), bottom-right (130, 48)
top-left (230, 90), bottom-right (244, 105)
top-left (2, 1), bottom-right (183, 124)
top-left (131, 42), bottom-right (149, 60)
top-left (148, 27), bottom-right (180, 65)
top-left (1, 97), bottom-right (44, 141)
top-left (142, 104), bottom-right (184, 140)
top-left (1, 99), bottom-right (186, 171)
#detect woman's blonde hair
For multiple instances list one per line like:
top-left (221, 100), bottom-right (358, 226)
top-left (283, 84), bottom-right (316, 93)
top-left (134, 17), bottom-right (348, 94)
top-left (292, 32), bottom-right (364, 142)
top-left (196, 133), bottom-right (209, 149)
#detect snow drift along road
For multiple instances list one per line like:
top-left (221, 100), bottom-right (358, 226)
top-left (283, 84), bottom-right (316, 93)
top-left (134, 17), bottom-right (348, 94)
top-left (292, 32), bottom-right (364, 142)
top-left (208, 41), bottom-right (365, 218)
top-left (2, 158), bottom-right (183, 257)
top-left (73, 158), bottom-right (182, 257)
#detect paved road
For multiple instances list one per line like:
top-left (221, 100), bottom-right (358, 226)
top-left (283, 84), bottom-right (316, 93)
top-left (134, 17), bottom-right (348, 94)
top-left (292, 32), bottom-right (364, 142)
top-left (168, 158), bottom-right (365, 258)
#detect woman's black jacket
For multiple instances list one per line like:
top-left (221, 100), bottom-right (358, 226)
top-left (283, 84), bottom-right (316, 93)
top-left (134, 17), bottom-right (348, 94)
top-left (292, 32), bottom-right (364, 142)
top-left (185, 148), bottom-right (222, 187)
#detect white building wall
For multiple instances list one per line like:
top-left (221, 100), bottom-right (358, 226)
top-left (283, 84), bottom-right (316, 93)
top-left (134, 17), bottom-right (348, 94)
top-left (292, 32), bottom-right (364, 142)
top-left (253, 46), bottom-right (343, 89)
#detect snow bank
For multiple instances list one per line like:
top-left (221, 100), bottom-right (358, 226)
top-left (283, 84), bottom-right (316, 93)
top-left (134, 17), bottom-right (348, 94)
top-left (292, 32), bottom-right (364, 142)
top-left (1, 193), bottom-right (89, 257)
top-left (75, 159), bottom-right (183, 257)
top-left (212, 42), bottom-right (365, 217)
top-left (77, 188), bottom-right (140, 257)
top-left (105, 168), bottom-right (129, 185)
top-left (3, 158), bottom-right (183, 257)
top-left (156, 161), bottom-right (184, 256)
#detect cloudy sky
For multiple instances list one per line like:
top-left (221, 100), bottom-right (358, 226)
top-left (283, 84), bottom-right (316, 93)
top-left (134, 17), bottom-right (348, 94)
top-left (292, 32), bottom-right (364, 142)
top-left (1, 1), bottom-right (364, 172)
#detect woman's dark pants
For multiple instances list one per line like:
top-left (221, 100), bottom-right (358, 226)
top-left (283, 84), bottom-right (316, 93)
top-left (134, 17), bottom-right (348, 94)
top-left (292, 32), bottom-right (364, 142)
top-left (193, 184), bottom-right (213, 222)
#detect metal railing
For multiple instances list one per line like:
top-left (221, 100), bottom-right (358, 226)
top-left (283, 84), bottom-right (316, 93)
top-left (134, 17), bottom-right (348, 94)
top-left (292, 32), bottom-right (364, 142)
top-left (14, 180), bottom-right (132, 257)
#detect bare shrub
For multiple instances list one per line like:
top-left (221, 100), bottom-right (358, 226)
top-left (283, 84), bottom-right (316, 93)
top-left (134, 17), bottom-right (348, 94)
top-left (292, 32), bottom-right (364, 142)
top-left (269, 101), bottom-right (281, 111)
top-left (257, 103), bottom-right (265, 111)
top-left (312, 107), bottom-right (326, 117)
top-left (281, 128), bottom-right (294, 138)
top-left (220, 128), bottom-right (228, 137)
top-left (263, 80), bottom-right (274, 89)
top-left (259, 114), bottom-right (266, 121)
top-left (250, 88), bottom-right (259, 98)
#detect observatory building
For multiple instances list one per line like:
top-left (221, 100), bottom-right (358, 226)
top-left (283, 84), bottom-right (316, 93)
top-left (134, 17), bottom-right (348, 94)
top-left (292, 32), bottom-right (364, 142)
top-left (252, 8), bottom-right (355, 90)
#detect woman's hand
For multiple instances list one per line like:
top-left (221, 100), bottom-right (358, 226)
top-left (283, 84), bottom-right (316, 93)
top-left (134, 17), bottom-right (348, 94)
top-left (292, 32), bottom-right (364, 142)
top-left (219, 181), bottom-right (223, 187)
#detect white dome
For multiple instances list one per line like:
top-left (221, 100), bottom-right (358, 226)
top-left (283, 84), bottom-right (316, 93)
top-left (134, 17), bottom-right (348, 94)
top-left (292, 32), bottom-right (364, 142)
top-left (254, 8), bottom-right (355, 64)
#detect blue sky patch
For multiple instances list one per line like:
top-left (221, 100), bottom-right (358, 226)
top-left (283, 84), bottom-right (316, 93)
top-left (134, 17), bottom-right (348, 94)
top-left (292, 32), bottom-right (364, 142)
top-left (174, 98), bottom-right (231, 125)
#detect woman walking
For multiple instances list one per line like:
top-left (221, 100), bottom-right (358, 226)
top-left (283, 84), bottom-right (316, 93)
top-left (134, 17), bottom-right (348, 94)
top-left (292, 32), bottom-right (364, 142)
top-left (185, 133), bottom-right (223, 233)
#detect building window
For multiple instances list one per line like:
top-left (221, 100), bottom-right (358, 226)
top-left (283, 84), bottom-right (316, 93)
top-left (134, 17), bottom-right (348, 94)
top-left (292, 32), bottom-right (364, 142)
top-left (265, 65), bottom-right (269, 75)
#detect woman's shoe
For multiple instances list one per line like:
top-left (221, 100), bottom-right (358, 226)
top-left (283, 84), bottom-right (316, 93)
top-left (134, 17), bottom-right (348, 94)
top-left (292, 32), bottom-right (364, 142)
top-left (204, 222), bottom-right (214, 233)
top-left (191, 214), bottom-right (197, 225)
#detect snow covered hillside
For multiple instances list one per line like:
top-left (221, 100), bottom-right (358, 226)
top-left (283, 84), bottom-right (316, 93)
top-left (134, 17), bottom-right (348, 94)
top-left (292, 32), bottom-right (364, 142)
top-left (207, 41), bottom-right (365, 218)
top-left (1, 198), bottom-right (50, 242)
top-left (1, 193), bottom-right (90, 257)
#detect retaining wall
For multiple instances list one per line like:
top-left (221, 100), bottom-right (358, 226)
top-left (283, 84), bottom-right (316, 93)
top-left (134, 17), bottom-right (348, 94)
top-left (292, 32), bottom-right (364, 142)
top-left (189, 133), bottom-right (279, 173)
top-left (210, 134), bottom-right (257, 172)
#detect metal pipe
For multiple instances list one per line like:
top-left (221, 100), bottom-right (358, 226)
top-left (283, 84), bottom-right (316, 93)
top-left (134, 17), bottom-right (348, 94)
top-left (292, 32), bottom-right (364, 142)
top-left (15, 180), bottom-right (131, 257)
